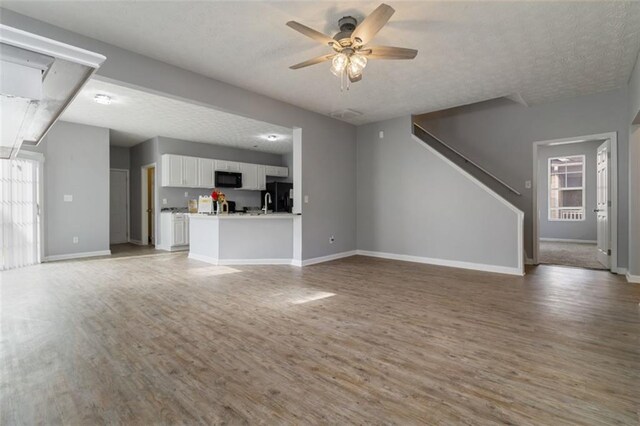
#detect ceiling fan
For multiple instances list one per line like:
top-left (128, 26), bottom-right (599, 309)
top-left (286, 3), bottom-right (417, 87)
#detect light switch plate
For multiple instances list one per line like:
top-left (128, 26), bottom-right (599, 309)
top-left (63, 195), bottom-right (73, 202)
top-left (184, 191), bottom-right (189, 197)
top-left (304, 195), bottom-right (309, 204)
top-left (162, 198), bottom-right (167, 205)
top-left (379, 131), bottom-right (384, 139)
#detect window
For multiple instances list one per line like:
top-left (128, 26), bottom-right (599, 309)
top-left (548, 155), bottom-right (585, 221)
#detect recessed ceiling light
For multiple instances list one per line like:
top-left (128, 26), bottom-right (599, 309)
top-left (94, 94), bottom-right (112, 105)
top-left (266, 134), bottom-right (278, 141)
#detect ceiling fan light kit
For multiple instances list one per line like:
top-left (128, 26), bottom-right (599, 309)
top-left (286, 3), bottom-right (418, 90)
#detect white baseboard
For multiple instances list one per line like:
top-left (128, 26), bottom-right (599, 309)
top-left (156, 245), bottom-right (189, 252)
top-left (221, 258), bottom-right (293, 265)
top-left (539, 238), bottom-right (597, 244)
top-left (295, 250), bottom-right (358, 267)
top-left (626, 271), bottom-right (640, 283)
top-left (45, 250), bottom-right (111, 262)
top-left (356, 250), bottom-right (524, 276)
top-left (128, 239), bottom-right (144, 245)
top-left (188, 253), bottom-right (292, 266)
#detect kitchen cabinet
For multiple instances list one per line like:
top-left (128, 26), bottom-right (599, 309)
top-left (215, 160), bottom-right (241, 172)
top-left (160, 212), bottom-right (189, 250)
top-left (240, 163), bottom-right (266, 191)
top-left (161, 154), bottom-right (199, 187)
top-left (161, 154), bottom-right (287, 189)
top-left (183, 156), bottom-right (198, 187)
top-left (265, 165), bottom-right (288, 178)
top-left (198, 158), bottom-right (215, 187)
top-left (162, 154), bottom-right (184, 187)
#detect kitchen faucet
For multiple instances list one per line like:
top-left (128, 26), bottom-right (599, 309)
top-left (263, 192), bottom-right (271, 214)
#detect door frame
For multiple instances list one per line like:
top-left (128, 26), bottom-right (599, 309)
top-left (110, 168), bottom-right (130, 244)
top-left (532, 132), bottom-right (618, 272)
top-left (141, 162), bottom-right (157, 246)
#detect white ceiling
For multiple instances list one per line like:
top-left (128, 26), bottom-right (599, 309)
top-left (62, 79), bottom-right (293, 153)
top-left (5, 1), bottom-right (640, 125)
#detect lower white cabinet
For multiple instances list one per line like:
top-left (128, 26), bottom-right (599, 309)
top-left (160, 212), bottom-right (189, 250)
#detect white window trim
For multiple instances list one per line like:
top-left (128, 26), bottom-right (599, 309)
top-left (547, 154), bottom-right (586, 222)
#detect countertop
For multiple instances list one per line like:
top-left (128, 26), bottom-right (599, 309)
top-left (189, 213), bottom-right (298, 220)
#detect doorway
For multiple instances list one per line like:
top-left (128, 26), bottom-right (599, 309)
top-left (532, 133), bottom-right (618, 272)
top-left (110, 169), bottom-right (129, 244)
top-left (141, 164), bottom-right (156, 246)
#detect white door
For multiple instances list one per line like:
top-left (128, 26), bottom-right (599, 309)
top-left (110, 169), bottom-right (128, 244)
top-left (0, 157), bottom-right (41, 270)
top-left (596, 141), bottom-right (610, 268)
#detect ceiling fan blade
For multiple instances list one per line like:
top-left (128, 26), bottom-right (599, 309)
top-left (286, 21), bottom-right (337, 47)
top-left (289, 54), bottom-right (335, 70)
top-left (351, 4), bottom-right (395, 46)
top-left (362, 45), bottom-right (418, 60)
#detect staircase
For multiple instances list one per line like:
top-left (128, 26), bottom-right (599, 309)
top-left (412, 122), bottom-right (522, 201)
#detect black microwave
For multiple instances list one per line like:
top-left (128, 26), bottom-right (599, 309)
top-left (215, 171), bottom-right (242, 188)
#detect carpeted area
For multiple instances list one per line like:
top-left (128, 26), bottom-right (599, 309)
top-left (538, 241), bottom-right (607, 270)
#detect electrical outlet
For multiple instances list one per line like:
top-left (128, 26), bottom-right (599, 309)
top-left (525, 180), bottom-right (532, 189)
top-left (184, 191), bottom-right (189, 197)
top-left (329, 235), bottom-right (335, 244)
top-left (63, 194), bottom-right (73, 202)
top-left (304, 195), bottom-right (309, 204)
top-left (162, 198), bottom-right (167, 205)
top-left (73, 236), bottom-right (78, 244)
top-left (379, 131), bottom-right (384, 139)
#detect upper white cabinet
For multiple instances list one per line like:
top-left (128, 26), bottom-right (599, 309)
top-left (266, 165), bottom-right (288, 178)
top-left (199, 158), bottom-right (215, 187)
top-left (183, 156), bottom-right (198, 187)
top-left (239, 163), bottom-right (266, 191)
top-left (162, 154), bottom-right (184, 187)
top-left (215, 160), bottom-right (241, 172)
top-left (161, 153), bottom-right (286, 189)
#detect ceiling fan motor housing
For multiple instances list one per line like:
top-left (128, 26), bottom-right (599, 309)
top-left (334, 16), bottom-right (357, 46)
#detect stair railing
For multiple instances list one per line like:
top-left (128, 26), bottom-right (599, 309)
top-left (413, 122), bottom-right (522, 196)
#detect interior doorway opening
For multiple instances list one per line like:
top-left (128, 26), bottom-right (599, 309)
top-left (141, 163), bottom-right (156, 246)
top-left (532, 132), bottom-right (618, 272)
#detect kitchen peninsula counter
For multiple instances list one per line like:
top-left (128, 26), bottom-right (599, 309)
top-left (188, 213), bottom-right (296, 265)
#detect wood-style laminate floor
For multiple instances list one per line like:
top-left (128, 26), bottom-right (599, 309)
top-left (1, 251), bottom-right (639, 425)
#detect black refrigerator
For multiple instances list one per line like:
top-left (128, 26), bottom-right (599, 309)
top-left (262, 182), bottom-right (293, 213)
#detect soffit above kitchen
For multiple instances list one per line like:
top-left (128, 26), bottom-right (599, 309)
top-left (3, 1), bottom-right (640, 125)
top-left (62, 79), bottom-right (293, 154)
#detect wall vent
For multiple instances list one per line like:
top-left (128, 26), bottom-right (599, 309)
top-left (329, 109), bottom-right (362, 120)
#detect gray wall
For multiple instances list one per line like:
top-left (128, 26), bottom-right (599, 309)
top-left (415, 88), bottom-right (629, 267)
top-left (357, 116), bottom-right (522, 271)
top-left (1, 9), bottom-right (357, 261)
top-left (24, 121), bottom-right (110, 257)
top-left (629, 53), bottom-right (640, 277)
top-left (538, 141), bottom-right (600, 241)
top-left (109, 145), bottom-right (130, 170)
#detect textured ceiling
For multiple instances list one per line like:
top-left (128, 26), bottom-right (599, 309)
top-left (62, 79), bottom-right (293, 152)
top-left (5, 1), bottom-right (640, 125)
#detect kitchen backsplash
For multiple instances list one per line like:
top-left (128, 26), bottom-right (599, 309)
top-left (159, 187), bottom-right (262, 211)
